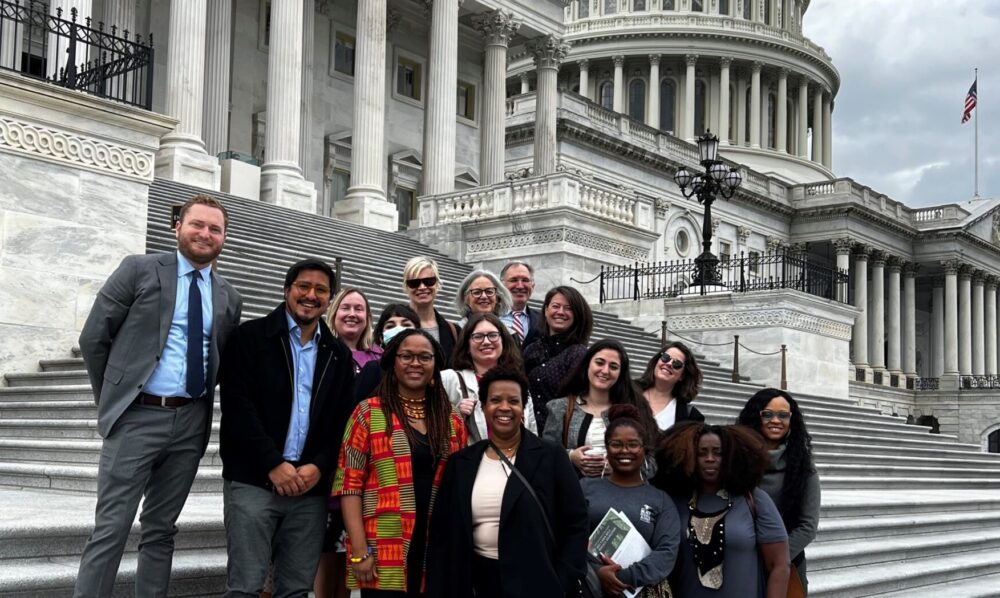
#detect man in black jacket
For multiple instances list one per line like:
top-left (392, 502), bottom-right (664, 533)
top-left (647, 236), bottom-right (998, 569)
top-left (219, 258), bottom-right (355, 597)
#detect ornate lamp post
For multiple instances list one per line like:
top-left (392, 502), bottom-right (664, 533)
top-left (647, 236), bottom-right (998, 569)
top-left (673, 131), bottom-right (743, 286)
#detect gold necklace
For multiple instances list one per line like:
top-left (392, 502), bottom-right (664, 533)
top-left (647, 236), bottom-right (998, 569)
top-left (399, 393), bottom-right (426, 419)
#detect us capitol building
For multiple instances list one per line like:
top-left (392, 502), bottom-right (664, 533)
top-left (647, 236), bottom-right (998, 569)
top-left (1, 0), bottom-right (999, 451)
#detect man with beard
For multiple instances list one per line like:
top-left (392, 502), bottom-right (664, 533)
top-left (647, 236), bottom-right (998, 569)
top-left (218, 258), bottom-right (355, 597)
top-left (75, 195), bottom-right (243, 597)
top-left (500, 261), bottom-right (541, 348)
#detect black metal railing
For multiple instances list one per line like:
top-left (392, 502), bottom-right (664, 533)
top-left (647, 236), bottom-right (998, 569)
top-left (0, 0), bottom-right (153, 109)
top-left (961, 375), bottom-right (1000, 390)
top-left (908, 377), bottom-right (939, 390)
top-left (599, 249), bottom-right (850, 303)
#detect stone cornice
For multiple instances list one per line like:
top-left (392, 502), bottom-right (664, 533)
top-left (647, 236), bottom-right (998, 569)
top-left (793, 204), bottom-right (919, 239)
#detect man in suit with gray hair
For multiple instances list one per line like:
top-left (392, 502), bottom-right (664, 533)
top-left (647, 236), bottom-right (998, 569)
top-left (74, 194), bottom-right (243, 598)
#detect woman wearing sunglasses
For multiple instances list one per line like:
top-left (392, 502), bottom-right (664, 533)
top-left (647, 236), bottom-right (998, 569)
top-left (453, 270), bottom-right (512, 325)
top-left (635, 341), bottom-right (705, 432)
top-left (403, 257), bottom-right (459, 366)
top-left (736, 389), bottom-right (819, 596)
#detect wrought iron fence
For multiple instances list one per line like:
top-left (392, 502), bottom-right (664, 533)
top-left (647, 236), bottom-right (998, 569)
top-left (0, 0), bottom-right (154, 109)
top-left (961, 375), bottom-right (1000, 390)
top-left (908, 377), bottom-right (939, 390)
top-left (599, 249), bottom-right (850, 303)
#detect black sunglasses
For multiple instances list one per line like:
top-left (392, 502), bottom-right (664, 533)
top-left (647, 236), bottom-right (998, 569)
top-left (406, 276), bottom-right (438, 289)
top-left (658, 354), bottom-right (685, 370)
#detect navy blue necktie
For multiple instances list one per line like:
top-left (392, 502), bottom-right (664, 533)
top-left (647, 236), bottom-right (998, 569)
top-left (186, 271), bottom-right (206, 399)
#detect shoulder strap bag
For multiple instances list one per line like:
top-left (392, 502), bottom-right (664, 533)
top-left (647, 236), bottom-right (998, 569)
top-left (562, 394), bottom-right (576, 448)
top-left (489, 441), bottom-right (556, 545)
top-left (747, 492), bottom-right (804, 598)
top-left (457, 373), bottom-right (482, 443)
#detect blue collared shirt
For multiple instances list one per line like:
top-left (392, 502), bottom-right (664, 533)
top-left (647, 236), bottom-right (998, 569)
top-left (283, 311), bottom-right (319, 461)
top-left (144, 251), bottom-right (213, 398)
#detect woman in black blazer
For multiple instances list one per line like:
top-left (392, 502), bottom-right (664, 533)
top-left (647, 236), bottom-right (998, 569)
top-left (635, 341), bottom-right (705, 432)
top-left (427, 367), bottom-right (589, 598)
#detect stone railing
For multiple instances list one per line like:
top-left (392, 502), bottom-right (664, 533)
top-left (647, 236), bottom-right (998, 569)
top-left (911, 205), bottom-right (969, 227)
top-left (418, 170), bottom-right (655, 231)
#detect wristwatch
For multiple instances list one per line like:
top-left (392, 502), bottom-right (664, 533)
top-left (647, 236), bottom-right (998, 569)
top-left (349, 548), bottom-right (372, 564)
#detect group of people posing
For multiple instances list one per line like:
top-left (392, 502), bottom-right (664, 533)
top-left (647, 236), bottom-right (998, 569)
top-left (72, 195), bottom-right (819, 598)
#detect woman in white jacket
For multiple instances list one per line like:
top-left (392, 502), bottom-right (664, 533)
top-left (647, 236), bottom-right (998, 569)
top-left (441, 312), bottom-right (537, 442)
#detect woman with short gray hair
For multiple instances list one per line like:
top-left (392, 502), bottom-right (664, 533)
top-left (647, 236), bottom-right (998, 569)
top-left (453, 269), bottom-right (513, 325)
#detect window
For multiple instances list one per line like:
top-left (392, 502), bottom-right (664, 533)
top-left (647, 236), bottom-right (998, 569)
top-left (578, 0), bottom-right (590, 17)
top-left (396, 56), bottom-right (422, 102)
top-left (719, 0), bottom-right (731, 15)
top-left (691, 0), bottom-right (704, 12)
top-left (333, 32), bottom-right (355, 76)
top-left (660, 79), bottom-right (676, 132)
top-left (600, 82), bottom-right (614, 110)
top-left (764, 0), bottom-right (772, 24)
top-left (694, 80), bottom-right (707, 135)
top-left (720, 241), bottom-right (732, 264)
top-left (258, 0), bottom-right (271, 51)
top-left (395, 188), bottom-right (416, 230)
top-left (628, 79), bottom-right (646, 121)
top-left (457, 81), bottom-right (476, 121)
top-left (663, 0), bottom-right (676, 9)
top-left (333, 170), bottom-right (350, 203)
top-left (743, 0), bottom-right (752, 19)
top-left (990, 429), bottom-right (1000, 453)
top-left (767, 92), bottom-right (776, 148)
top-left (633, 0), bottom-right (647, 10)
top-left (675, 230), bottom-right (691, 256)
top-left (744, 86), bottom-right (752, 143)
top-left (729, 83), bottom-right (738, 142)
top-left (749, 250), bottom-right (761, 275)
top-left (604, 0), bottom-right (618, 14)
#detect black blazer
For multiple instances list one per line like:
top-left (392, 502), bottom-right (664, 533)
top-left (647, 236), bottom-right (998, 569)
top-left (219, 304), bottom-right (355, 497)
top-left (427, 431), bottom-right (589, 598)
top-left (434, 308), bottom-right (460, 367)
top-left (676, 400), bottom-right (705, 424)
top-left (518, 304), bottom-right (543, 349)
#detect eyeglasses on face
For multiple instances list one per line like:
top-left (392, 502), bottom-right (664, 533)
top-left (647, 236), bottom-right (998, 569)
top-left (760, 410), bottom-right (792, 422)
top-left (659, 354), bottom-right (685, 370)
top-left (290, 282), bottom-right (331, 298)
top-left (467, 287), bottom-right (498, 298)
top-left (471, 331), bottom-right (501, 343)
top-left (406, 277), bottom-right (438, 289)
top-left (397, 352), bottom-right (435, 365)
top-left (607, 440), bottom-right (643, 451)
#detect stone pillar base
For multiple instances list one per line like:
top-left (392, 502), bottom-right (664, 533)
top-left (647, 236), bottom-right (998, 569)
top-left (260, 170), bottom-right (317, 213)
top-left (888, 369), bottom-right (905, 388)
top-left (853, 365), bottom-right (869, 384)
top-left (333, 194), bottom-right (398, 232)
top-left (939, 373), bottom-right (960, 391)
top-left (155, 145), bottom-right (221, 191)
top-left (220, 159), bottom-right (260, 201)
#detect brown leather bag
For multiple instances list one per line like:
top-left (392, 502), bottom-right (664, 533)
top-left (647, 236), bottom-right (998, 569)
top-left (786, 564), bottom-right (805, 598)
top-left (562, 394), bottom-right (576, 447)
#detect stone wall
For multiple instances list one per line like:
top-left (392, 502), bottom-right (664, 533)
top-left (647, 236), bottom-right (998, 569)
top-left (915, 390), bottom-right (1000, 447)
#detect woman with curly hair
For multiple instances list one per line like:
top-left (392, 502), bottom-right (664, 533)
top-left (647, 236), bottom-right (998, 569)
top-left (737, 389), bottom-right (819, 595)
top-left (651, 423), bottom-right (789, 598)
top-left (635, 341), bottom-right (705, 431)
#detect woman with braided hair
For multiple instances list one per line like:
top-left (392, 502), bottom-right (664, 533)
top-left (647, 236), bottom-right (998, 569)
top-left (334, 329), bottom-right (468, 597)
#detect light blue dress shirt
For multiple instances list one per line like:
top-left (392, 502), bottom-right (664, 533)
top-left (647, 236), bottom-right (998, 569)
top-left (144, 251), bottom-right (214, 398)
top-left (283, 311), bottom-right (319, 461)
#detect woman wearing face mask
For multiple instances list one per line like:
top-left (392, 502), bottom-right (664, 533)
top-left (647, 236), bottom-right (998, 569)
top-left (580, 404), bottom-right (680, 598)
top-left (737, 389), bottom-right (819, 596)
top-left (652, 423), bottom-right (789, 598)
top-left (354, 304), bottom-right (420, 404)
top-left (635, 341), bottom-right (705, 432)
top-left (542, 340), bottom-right (656, 478)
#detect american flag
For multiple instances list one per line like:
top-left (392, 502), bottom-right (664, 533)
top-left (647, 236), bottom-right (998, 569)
top-left (962, 79), bottom-right (978, 124)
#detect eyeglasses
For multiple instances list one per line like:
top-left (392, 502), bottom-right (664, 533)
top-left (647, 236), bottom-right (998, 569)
top-left (405, 277), bottom-right (438, 289)
top-left (760, 410), bottom-right (792, 422)
top-left (607, 440), bottom-right (643, 451)
top-left (397, 352), bottom-right (435, 365)
top-left (471, 332), bottom-right (501, 343)
top-left (467, 287), bottom-right (498, 298)
top-left (659, 354), bottom-right (685, 370)
top-left (290, 282), bottom-right (331, 298)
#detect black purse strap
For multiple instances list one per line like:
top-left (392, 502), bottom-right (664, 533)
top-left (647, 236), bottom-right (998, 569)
top-left (457, 373), bottom-right (482, 443)
top-left (489, 441), bottom-right (556, 545)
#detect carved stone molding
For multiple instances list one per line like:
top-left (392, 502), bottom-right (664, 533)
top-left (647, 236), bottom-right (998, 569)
top-left (868, 249), bottom-right (886, 266)
top-left (667, 309), bottom-right (853, 341)
top-left (612, 55), bottom-right (625, 68)
top-left (942, 259), bottom-right (961, 275)
top-left (903, 261), bottom-right (920, 277)
top-left (467, 226), bottom-right (648, 260)
top-left (0, 116), bottom-right (154, 180)
top-left (529, 35), bottom-right (570, 70)
top-left (473, 9), bottom-right (520, 46)
top-left (832, 237), bottom-right (853, 255)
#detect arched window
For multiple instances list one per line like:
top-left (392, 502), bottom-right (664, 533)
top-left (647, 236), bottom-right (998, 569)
top-left (660, 79), bottom-right (676, 132)
top-left (729, 83), bottom-right (738, 142)
top-left (578, 0), bottom-right (590, 18)
top-left (989, 429), bottom-right (1000, 453)
top-left (744, 86), bottom-right (752, 142)
top-left (633, 0), bottom-right (648, 11)
top-left (719, 0), bottom-right (731, 16)
top-left (663, 0), bottom-right (676, 9)
top-left (600, 82), bottom-right (614, 110)
top-left (691, 0), bottom-right (704, 12)
top-left (767, 92), bottom-right (776, 148)
top-left (694, 79), bottom-right (707, 135)
top-left (743, 0), bottom-right (751, 19)
top-left (604, 0), bottom-right (617, 15)
top-left (629, 79), bottom-right (646, 121)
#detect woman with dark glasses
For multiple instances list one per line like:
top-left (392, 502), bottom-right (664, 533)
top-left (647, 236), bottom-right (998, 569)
top-left (737, 388), bottom-right (819, 596)
top-left (635, 341), bottom-right (705, 432)
top-left (402, 256), bottom-right (459, 366)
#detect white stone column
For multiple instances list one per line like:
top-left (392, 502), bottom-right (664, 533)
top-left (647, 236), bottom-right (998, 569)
top-left (972, 272), bottom-right (986, 376)
top-left (822, 93), bottom-right (833, 169)
top-left (986, 276), bottom-right (998, 376)
top-left (520, 73), bottom-right (530, 94)
top-left (776, 68), bottom-right (788, 153)
top-left (475, 10), bottom-right (520, 186)
top-left (959, 266), bottom-right (972, 375)
top-left (335, 0), bottom-right (398, 231)
top-left (47, 0), bottom-right (92, 80)
top-left (421, 0), bottom-right (460, 196)
top-left (944, 263), bottom-right (960, 377)
top-left (812, 86), bottom-right (823, 163)
top-left (155, 0), bottom-right (221, 190)
top-left (852, 246), bottom-right (870, 378)
top-left (902, 263), bottom-right (917, 379)
top-left (834, 238), bottom-right (852, 303)
top-left (530, 35), bottom-right (570, 176)
top-left (0, 6), bottom-right (24, 70)
top-left (258, 0), bottom-right (316, 211)
top-left (684, 54), bottom-right (697, 141)
top-left (647, 55), bottom-right (661, 129)
top-left (886, 258), bottom-right (902, 383)
top-left (102, 0), bottom-right (135, 33)
top-left (932, 279), bottom-right (944, 378)
top-left (797, 77), bottom-right (809, 158)
top-left (869, 251), bottom-right (886, 380)
top-left (299, 0), bottom-right (315, 174)
top-left (718, 57), bottom-right (731, 144)
top-left (578, 59), bottom-right (590, 100)
top-left (203, 0), bottom-right (232, 157)
top-left (749, 61), bottom-right (761, 148)
top-left (612, 55), bottom-right (625, 113)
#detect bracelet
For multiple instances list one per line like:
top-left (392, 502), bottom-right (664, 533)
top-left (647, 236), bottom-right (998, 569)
top-left (348, 548), bottom-right (372, 565)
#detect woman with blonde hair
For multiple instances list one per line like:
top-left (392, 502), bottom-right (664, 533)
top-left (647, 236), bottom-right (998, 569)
top-left (403, 256), bottom-right (459, 366)
top-left (326, 287), bottom-right (382, 374)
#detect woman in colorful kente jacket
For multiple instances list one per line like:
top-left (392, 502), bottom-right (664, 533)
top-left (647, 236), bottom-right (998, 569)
top-left (334, 329), bottom-right (467, 598)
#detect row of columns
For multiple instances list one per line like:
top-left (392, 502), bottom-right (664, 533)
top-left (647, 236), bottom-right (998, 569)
top-left (572, 54), bottom-right (833, 168)
top-left (932, 263), bottom-right (1000, 378)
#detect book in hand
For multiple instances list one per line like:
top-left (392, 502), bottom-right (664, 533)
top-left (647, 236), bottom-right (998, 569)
top-left (588, 508), bottom-right (652, 598)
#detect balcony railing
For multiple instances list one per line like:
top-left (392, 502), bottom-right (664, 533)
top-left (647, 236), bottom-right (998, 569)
top-left (0, 0), bottom-right (153, 109)
top-left (599, 248), bottom-right (850, 302)
top-left (962, 375), bottom-right (1000, 390)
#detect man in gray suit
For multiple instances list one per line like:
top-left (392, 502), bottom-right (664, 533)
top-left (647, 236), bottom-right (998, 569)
top-left (74, 194), bottom-right (242, 598)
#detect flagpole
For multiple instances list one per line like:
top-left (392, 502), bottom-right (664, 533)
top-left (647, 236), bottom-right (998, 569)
top-left (975, 67), bottom-right (980, 198)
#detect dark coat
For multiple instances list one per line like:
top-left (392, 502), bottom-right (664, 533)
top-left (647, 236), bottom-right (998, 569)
top-left (434, 308), bottom-right (461, 367)
top-left (219, 304), bottom-right (355, 497)
top-left (517, 304), bottom-right (544, 349)
top-left (523, 335), bottom-right (588, 431)
top-left (427, 431), bottom-right (589, 598)
top-left (675, 400), bottom-right (705, 424)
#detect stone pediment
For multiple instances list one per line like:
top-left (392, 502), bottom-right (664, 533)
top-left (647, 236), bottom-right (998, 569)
top-left (958, 199), bottom-right (1000, 246)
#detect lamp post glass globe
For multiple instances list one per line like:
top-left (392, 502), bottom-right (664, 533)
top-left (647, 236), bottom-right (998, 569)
top-left (697, 131), bottom-right (720, 164)
top-left (709, 162), bottom-right (728, 183)
top-left (674, 167), bottom-right (693, 188)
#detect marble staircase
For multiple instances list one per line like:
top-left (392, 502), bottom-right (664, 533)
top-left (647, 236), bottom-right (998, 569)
top-left (1, 179), bottom-right (999, 596)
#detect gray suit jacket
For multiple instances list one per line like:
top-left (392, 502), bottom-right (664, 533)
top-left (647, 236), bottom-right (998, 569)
top-left (79, 252), bottom-right (242, 451)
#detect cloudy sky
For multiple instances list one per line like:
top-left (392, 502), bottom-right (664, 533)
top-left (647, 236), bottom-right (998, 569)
top-left (803, 0), bottom-right (1000, 207)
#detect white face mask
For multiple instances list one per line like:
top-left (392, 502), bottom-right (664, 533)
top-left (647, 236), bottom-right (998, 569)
top-left (382, 325), bottom-right (409, 346)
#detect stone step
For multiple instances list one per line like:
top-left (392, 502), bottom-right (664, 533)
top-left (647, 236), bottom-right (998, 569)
top-left (4, 372), bottom-right (91, 388)
top-left (0, 462), bottom-right (222, 493)
top-left (817, 461), bottom-right (1000, 480)
top-left (0, 419), bottom-right (220, 442)
top-left (811, 527), bottom-right (1000, 571)
top-left (820, 490), bottom-right (1000, 519)
top-left (819, 475), bottom-right (1000, 490)
top-left (0, 401), bottom-right (100, 419)
top-left (868, 571), bottom-right (1000, 597)
top-left (37, 358), bottom-right (87, 373)
top-left (813, 450), bottom-right (1000, 471)
top-left (0, 439), bottom-right (223, 467)
top-left (813, 438), bottom-right (984, 458)
top-left (697, 397), bottom-right (929, 429)
top-left (816, 509), bottom-right (1000, 542)
top-left (810, 430), bottom-right (976, 452)
top-left (0, 386), bottom-right (95, 402)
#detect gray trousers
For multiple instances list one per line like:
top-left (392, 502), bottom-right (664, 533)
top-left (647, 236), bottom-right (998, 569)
top-left (73, 399), bottom-right (210, 598)
top-left (222, 480), bottom-right (327, 598)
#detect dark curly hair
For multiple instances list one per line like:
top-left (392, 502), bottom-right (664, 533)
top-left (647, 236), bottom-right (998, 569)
top-left (450, 313), bottom-right (523, 372)
top-left (539, 286), bottom-right (593, 345)
top-left (650, 422), bottom-right (769, 497)
top-left (605, 404), bottom-right (647, 448)
top-left (736, 388), bottom-right (815, 531)
top-left (373, 303), bottom-right (421, 346)
top-left (635, 341), bottom-right (703, 404)
top-left (477, 367), bottom-right (530, 408)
